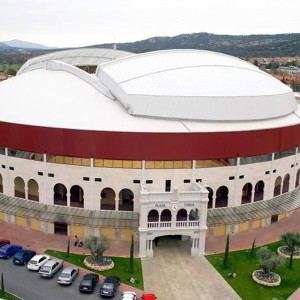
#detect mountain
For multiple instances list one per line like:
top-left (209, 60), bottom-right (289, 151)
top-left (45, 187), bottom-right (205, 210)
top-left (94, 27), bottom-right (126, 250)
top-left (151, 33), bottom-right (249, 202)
top-left (88, 32), bottom-right (300, 58)
top-left (0, 42), bottom-right (12, 49)
top-left (2, 39), bottom-right (56, 50)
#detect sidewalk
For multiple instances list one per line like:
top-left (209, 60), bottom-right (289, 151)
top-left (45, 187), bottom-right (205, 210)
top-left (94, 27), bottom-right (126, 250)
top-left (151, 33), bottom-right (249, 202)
top-left (205, 209), bottom-right (300, 254)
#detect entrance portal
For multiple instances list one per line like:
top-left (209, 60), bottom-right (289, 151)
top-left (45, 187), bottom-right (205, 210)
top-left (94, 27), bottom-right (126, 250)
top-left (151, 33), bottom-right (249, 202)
top-left (54, 222), bottom-right (68, 235)
top-left (153, 235), bottom-right (191, 256)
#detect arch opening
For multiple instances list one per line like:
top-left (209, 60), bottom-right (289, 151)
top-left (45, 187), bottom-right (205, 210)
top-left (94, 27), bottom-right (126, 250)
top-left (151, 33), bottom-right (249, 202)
top-left (118, 188), bottom-right (134, 211)
top-left (207, 187), bottom-right (213, 209)
top-left (254, 180), bottom-right (264, 202)
top-left (101, 188), bottom-right (116, 210)
top-left (54, 183), bottom-right (67, 206)
top-left (176, 209), bottom-right (187, 221)
top-left (215, 186), bottom-right (228, 208)
top-left (273, 176), bottom-right (282, 197)
top-left (160, 209), bottom-right (172, 222)
top-left (28, 179), bottom-right (39, 202)
top-left (14, 176), bottom-right (25, 199)
top-left (0, 174), bottom-right (3, 193)
top-left (241, 183), bottom-right (252, 205)
top-left (296, 169), bottom-right (300, 188)
top-left (70, 185), bottom-right (84, 208)
top-left (148, 209), bottom-right (159, 222)
top-left (282, 174), bottom-right (290, 194)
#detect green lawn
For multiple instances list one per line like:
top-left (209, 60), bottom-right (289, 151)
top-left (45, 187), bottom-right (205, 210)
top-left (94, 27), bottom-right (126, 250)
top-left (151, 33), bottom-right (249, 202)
top-left (206, 240), bottom-right (300, 300)
top-left (0, 290), bottom-right (21, 300)
top-left (45, 250), bottom-right (144, 290)
top-left (0, 64), bottom-right (21, 76)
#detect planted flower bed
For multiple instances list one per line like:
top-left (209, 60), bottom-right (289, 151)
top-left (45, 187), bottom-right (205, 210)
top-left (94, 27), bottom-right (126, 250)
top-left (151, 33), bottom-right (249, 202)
top-left (277, 246), bottom-right (300, 259)
top-left (252, 270), bottom-right (281, 287)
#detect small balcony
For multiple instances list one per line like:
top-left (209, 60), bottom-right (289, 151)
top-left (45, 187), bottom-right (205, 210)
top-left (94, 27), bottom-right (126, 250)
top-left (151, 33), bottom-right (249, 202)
top-left (147, 220), bottom-right (200, 229)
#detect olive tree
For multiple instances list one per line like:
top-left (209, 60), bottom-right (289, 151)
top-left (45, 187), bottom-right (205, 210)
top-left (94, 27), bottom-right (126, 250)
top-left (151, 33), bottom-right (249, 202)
top-left (281, 232), bottom-right (300, 269)
top-left (83, 235), bottom-right (110, 263)
top-left (257, 247), bottom-right (284, 277)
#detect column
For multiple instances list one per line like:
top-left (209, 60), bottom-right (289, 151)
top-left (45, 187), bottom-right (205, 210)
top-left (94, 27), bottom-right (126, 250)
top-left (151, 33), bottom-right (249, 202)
top-left (5, 148), bottom-right (10, 195)
top-left (25, 187), bottom-right (28, 200)
top-left (251, 186), bottom-right (255, 203)
top-left (115, 197), bottom-right (119, 211)
top-left (138, 231), bottom-right (147, 258)
top-left (67, 192), bottom-right (70, 207)
top-left (233, 157), bottom-right (240, 207)
top-left (293, 147), bottom-right (298, 188)
top-left (43, 153), bottom-right (47, 204)
top-left (267, 153), bottom-right (275, 200)
top-left (90, 158), bottom-right (94, 210)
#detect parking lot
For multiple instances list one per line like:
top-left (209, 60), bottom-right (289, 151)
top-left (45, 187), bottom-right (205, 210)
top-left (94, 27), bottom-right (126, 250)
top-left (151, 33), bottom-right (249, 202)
top-left (0, 257), bottom-right (125, 300)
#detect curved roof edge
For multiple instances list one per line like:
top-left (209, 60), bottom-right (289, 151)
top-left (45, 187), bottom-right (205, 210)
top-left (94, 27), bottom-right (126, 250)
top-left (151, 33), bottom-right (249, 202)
top-left (18, 48), bottom-right (134, 76)
top-left (23, 60), bottom-right (114, 99)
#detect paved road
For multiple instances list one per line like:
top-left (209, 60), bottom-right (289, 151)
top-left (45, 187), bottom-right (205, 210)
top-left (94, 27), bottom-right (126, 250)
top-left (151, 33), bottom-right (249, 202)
top-left (142, 236), bottom-right (241, 300)
top-left (0, 258), bottom-right (125, 300)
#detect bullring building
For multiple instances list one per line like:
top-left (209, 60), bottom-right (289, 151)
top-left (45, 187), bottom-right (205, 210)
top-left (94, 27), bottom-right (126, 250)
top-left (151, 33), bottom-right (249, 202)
top-left (0, 48), bottom-right (300, 257)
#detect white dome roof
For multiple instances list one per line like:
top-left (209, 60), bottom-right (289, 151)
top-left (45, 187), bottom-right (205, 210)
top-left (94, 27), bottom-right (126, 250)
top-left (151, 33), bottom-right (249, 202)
top-left (97, 49), bottom-right (296, 121)
top-left (0, 49), bottom-right (298, 134)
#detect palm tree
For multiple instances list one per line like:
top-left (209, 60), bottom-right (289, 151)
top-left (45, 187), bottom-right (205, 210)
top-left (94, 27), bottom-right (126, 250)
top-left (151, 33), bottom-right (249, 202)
top-left (281, 232), bottom-right (300, 269)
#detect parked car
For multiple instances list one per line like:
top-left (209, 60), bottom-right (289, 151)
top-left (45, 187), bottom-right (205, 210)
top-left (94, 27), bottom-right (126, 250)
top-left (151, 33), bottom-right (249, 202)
top-left (79, 273), bottom-right (99, 293)
top-left (99, 276), bottom-right (120, 297)
top-left (13, 250), bottom-right (36, 265)
top-left (141, 294), bottom-right (157, 300)
top-left (27, 254), bottom-right (50, 271)
top-left (0, 244), bottom-right (22, 259)
top-left (57, 267), bottom-right (79, 285)
top-left (122, 291), bottom-right (137, 300)
top-left (39, 259), bottom-right (64, 278)
top-left (0, 239), bottom-right (10, 248)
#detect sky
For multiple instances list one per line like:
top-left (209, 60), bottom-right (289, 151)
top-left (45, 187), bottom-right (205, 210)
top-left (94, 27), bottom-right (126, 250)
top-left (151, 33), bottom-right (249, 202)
top-left (0, 0), bottom-right (299, 48)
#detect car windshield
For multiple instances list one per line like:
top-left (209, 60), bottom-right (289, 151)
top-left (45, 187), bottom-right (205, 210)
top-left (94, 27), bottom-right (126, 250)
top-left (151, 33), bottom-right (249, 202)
top-left (14, 254), bottom-right (22, 259)
top-left (40, 266), bottom-right (51, 272)
top-left (102, 283), bottom-right (114, 289)
top-left (59, 273), bottom-right (71, 279)
top-left (0, 249), bottom-right (6, 253)
top-left (29, 260), bottom-right (37, 264)
top-left (81, 280), bottom-right (91, 286)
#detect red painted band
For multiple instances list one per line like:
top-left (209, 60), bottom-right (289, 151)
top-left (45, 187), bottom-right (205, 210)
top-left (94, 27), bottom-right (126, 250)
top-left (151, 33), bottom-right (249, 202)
top-left (0, 121), bottom-right (299, 160)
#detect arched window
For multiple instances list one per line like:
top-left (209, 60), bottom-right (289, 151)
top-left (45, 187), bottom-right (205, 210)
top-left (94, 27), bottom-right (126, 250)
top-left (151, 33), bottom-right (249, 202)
top-left (282, 174), bottom-right (290, 194)
top-left (118, 188), bottom-right (134, 211)
top-left (160, 209), bottom-right (172, 222)
top-left (189, 209), bottom-right (199, 221)
top-left (14, 177), bottom-right (25, 199)
top-left (254, 180), bottom-right (264, 202)
top-left (296, 169), bottom-right (300, 188)
top-left (70, 185), bottom-right (84, 208)
top-left (101, 187), bottom-right (116, 210)
top-left (176, 209), bottom-right (187, 221)
top-left (28, 179), bottom-right (39, 202)
top-left (207, 187), bottom-right (213, 209)
top-left (54, 183), bottom-right (67, 206)
top-left (215, 186), bottom-right (229, 208)
top-left (273, 176), bottom-right (282, 197)
top-left (241, 183), bottom-right (252, 204)
top-left (0, 174), bottom-right (3, 193)
top-left (148, 210), bottom-right (159, 222)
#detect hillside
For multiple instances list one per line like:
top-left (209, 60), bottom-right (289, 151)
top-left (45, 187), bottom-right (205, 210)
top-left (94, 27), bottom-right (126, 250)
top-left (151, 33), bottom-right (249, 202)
top-left (89, 32), bottom-right (300, 58)
top-left (2, 39), bottom-right (55, 50)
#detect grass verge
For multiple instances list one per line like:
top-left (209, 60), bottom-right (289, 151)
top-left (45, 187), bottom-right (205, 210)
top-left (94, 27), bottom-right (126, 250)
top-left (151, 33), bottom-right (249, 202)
top-left (0, 290), bottom-right (21, 300)
top-left (206, 240), bottom-right (300, 300)
top-left (45, 250), bottom-right (144, 290)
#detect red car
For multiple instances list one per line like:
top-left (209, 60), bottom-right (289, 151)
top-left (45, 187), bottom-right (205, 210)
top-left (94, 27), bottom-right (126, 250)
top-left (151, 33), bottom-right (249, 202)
top-left (141, 294), bottom-right (157, 300)
top-left (0, 239), bottom-right (10, 248)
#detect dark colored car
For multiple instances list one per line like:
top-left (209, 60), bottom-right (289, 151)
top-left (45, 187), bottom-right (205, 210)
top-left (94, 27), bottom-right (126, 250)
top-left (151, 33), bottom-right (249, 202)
top-left (99, 276), bottom-right (120, 297)
top-left (13, 250), bottom-right (36, 265)
top-left (0, 244), bottom-right (22, 259)
top-left (0, 239), bottom-right (10, 248)
top-left (79, 273), bottom-right (99, 293)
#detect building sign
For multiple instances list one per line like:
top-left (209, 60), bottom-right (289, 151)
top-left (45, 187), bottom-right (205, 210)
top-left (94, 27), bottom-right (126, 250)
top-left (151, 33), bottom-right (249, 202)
top-left (155, 203), bottom-right (166, 208)
top-left (184, 203), bottom-right (195, 207)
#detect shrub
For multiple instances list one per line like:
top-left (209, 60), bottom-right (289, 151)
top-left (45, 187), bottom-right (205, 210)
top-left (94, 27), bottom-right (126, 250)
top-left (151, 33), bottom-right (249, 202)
top-left (257, 246), bottom-right (284, 277)
top-left (83, 235), bottom-right (110, 263)
top-left (281, 232), bottom-right (300, 269)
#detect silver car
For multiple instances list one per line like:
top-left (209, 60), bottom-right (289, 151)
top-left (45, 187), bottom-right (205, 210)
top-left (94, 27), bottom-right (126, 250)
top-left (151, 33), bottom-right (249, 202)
top-left (39, 259), bottom-right (64, 278)
top-left (57, 267), bottom-right (79, 285)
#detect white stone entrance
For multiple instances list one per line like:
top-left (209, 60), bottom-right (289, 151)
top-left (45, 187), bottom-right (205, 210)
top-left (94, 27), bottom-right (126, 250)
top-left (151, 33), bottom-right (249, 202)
top-left (139, 182), bottom-right (208, 257)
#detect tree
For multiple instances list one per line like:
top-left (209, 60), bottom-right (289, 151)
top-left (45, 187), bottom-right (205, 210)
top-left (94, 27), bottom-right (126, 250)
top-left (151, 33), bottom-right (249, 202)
top-left (5, 68), bottom-right (16, 76)
top-left (223, 234), bottom-right (230, 268)
top-left (66, 237), bottom-right (70, 258)
top-left (83, 235), bottom-right (110, 263)
top-left (251, 237), bottom-right (256, 258)
top-left (281, 232), bottom-right (300, 269)
top-left (129, 235), bottom-right (134, 273)
top-left (257, 247), bottom-right (284, 277)
top-left (0, 273), bottom-right (5, 298)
